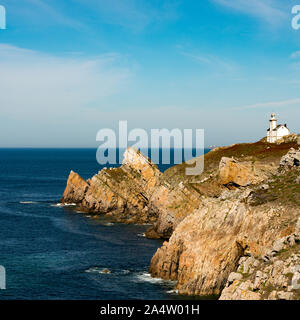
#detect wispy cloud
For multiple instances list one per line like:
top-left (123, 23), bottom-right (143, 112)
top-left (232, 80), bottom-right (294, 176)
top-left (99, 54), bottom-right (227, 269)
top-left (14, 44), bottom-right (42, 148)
top-left (73, 0), bottom-right (180, 32)
top-left (180, 51), bottom-right (237, 73)
top-left (212, 0), bottom-right (288, 26)
top-left (28, 0), bottom-right (83, 28)
top-left (2, 0), bottom-right (84, 29)
top-left (0, 43), bottom-right (131, 118)
top-left (234, 98), bottom-right (300, 110)
top-left (290, 51), bottom-right (300, 59)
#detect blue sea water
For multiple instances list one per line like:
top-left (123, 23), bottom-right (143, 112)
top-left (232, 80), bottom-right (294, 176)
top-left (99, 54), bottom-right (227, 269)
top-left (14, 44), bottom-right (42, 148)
top-left (0, 148), bottom-right (208, 300)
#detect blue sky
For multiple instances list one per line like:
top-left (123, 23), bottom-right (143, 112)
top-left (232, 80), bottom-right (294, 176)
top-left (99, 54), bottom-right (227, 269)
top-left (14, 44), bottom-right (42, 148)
top-left (0, 0), bottom-right (300, 147)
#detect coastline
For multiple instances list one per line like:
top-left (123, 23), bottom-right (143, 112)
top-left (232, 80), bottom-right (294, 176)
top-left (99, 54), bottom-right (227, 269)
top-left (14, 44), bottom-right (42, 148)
top-left (60, 135), bottom-right (300, 299)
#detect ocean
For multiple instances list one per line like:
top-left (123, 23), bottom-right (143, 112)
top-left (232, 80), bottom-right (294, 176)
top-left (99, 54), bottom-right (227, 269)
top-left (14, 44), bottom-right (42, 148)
top-left (0, 148), bottom-right (208, 300)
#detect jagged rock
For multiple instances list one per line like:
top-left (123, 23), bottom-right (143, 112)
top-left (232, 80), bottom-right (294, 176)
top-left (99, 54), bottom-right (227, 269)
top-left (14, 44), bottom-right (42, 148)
top-left (242, 256), bottom-right (257, 274)
top-left (219, 157), bottom-right (253, 186)
top-left (261, 184), bottom-right (269, 190)
top-left (122, 147), bottom-right (160, 196)
top-left (280, 148), bottom-right (300, 169)
top-left (149, 174), bottom-right (300, 297)
top-left (276, 134), bottom-right (300, 145)
top-left (277, 291), bottom-right (294, 300)
top-left (253, 271), bottom-right (268, 290)
top-left (295, 218), bottom-right (300, 239)
top-left (227, 272), bottom-right (243, 285)
top-left (218, 157), bottom-right (270, 187)
top-left (219, 280), bottom-right (261, 300)
top-left (144, 226), bottom-right (161, 239)
top-left (149, 192), bottom-right (300, 296)
top-left (61, 170), bottom-right (89, 203)
top-left (61, 148), bottom-right (161, 224)
top-left (60, 138), bottom-right (300, 300)
top-left (268, 291), bottom-right (278, 300)
top-left (291, 270), bottom-right (300, 290)
top-left (272, 239), bottom-right (285, 254)
top-left (148, 183), bottom-right (202, 238)
top-left (218, 225), bottom-right (300, 300)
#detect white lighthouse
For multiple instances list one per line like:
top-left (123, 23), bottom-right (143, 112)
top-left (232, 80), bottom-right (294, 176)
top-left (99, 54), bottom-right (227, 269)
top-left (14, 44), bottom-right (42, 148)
top-left (267, 113), bottom-right (290, 143)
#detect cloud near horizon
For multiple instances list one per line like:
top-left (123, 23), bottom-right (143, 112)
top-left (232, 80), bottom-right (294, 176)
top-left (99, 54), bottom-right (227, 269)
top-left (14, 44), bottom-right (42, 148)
top-left (0, 44), bottom-right (133, 146)
top-left (0, 45), bottom-right (299, 148)
top-left (234, 98), bottom-right (300, 110)
top-left (0, 44), bottom-right (130, 117)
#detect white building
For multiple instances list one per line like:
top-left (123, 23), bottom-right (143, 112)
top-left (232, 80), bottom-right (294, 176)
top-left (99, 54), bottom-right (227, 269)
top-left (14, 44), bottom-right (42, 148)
top-left (267, 113), bottom-right (290, 143)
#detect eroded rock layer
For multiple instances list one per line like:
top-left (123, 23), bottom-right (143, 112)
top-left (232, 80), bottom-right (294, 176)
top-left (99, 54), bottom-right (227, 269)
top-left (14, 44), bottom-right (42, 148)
top-left (61, 147), bottom-right (161, 224)
top-left (61, 139), bottom-right (300, 299)
top-left (149, 147), bottom-right (300, 297)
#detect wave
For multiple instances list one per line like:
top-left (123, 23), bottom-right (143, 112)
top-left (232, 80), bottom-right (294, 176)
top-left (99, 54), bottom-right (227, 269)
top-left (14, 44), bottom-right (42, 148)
top-left (134, 272), bottom-right (176, 285)
top-left (166, 289), bottom-right (178, 294)
top-left (84, 267), bottom-right (130, 275)
top-left (85, 267), bottom-right (111, 274)
top-left (103, 222), bottom-right (114, 226)
top-left (51, 203), bottom-right (77, 207)
top-left (137, 233), bottom-right (146, 237)
top-left (19, 201), bottom-right (38, 204)
top-left (120, 269), bottom-right (130, 275)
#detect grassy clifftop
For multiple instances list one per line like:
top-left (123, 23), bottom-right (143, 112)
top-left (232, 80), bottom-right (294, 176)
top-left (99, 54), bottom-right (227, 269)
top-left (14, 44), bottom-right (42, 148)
top-left (162, 136), bottom-right (300, 194)
top-left (165, 138), bottom-right (299, 183)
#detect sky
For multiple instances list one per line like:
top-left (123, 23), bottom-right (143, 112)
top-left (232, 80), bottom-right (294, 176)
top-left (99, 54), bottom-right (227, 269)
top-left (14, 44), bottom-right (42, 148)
top-left (0, 0), bottom-right (300, 147)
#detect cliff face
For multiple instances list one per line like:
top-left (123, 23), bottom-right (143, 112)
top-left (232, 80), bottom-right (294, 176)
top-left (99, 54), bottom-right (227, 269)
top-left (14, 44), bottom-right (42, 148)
top-left (146, 140), bottom-right (298, 238)
top-left (61, 147), bottom-right (161, 224)
top-left (149, 192), bottom-right (300, 296)
top-left (149, 146), bottom-right (300, 297)
top-left (61, 140), bottom-right (298, 232)
top-left (220, 218), bottom-right (300, 300)
top-left (146, 181), bottom-right (203, 238)
top-left (61, 138), bottom-right (300, 299)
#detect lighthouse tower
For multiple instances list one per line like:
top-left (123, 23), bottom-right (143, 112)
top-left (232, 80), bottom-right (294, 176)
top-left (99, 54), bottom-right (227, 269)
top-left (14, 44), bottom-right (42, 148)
top-left (270, 113), bottom-right (277, 132)
top-left (267, 113), bottom-right (290, 143)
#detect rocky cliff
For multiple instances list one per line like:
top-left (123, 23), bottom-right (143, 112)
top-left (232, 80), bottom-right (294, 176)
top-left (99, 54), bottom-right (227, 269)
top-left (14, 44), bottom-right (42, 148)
top-left (219, 220), bottom-right (300, 300)
top-left (61, 136), bottom-right (300, 299)
top-left (61, 147), bottom-right (161, 224)
top-left (147, 139), bottom-right (298, 238)
top-left (149, 144), bottom-right (300, 298)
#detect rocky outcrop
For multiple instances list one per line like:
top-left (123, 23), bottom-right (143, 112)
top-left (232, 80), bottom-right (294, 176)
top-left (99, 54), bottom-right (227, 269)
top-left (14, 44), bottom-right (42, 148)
top-left (61, 170), bottom-right (89, 203)
top-left (274, 133), bottom-right (300, 145)
top-left (61, 148), bottom-right (161, 224)
top-left (149, 148), bottom-right (300, 297)
top-left (218, 157), bottom-right (271, 186)
top-left (146, 181), bottom-right (203, 238)
top-left (149, 193), bottom-right (300, 296)
top-left (280, 148), bottom-right (300, 169)
top-left (61, 139), bottom-right (300, 299)
top-left (220, 219), bottom-right (300, 300)
top-left (147, 139), bottom-right (296, 238)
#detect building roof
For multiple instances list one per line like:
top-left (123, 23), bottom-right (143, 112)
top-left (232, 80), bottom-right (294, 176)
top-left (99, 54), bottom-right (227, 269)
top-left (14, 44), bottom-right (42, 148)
top-left (267, 124), bottom-right (289, 131)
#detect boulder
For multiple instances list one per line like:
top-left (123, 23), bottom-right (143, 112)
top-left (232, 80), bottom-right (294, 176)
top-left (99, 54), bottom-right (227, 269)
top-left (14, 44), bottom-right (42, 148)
top-left (227, 272), bottom-right (243, 285)
top-left (218, 157), bottom-right (267, 187)
top-left (280, 148), bottom-right (300, 169)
